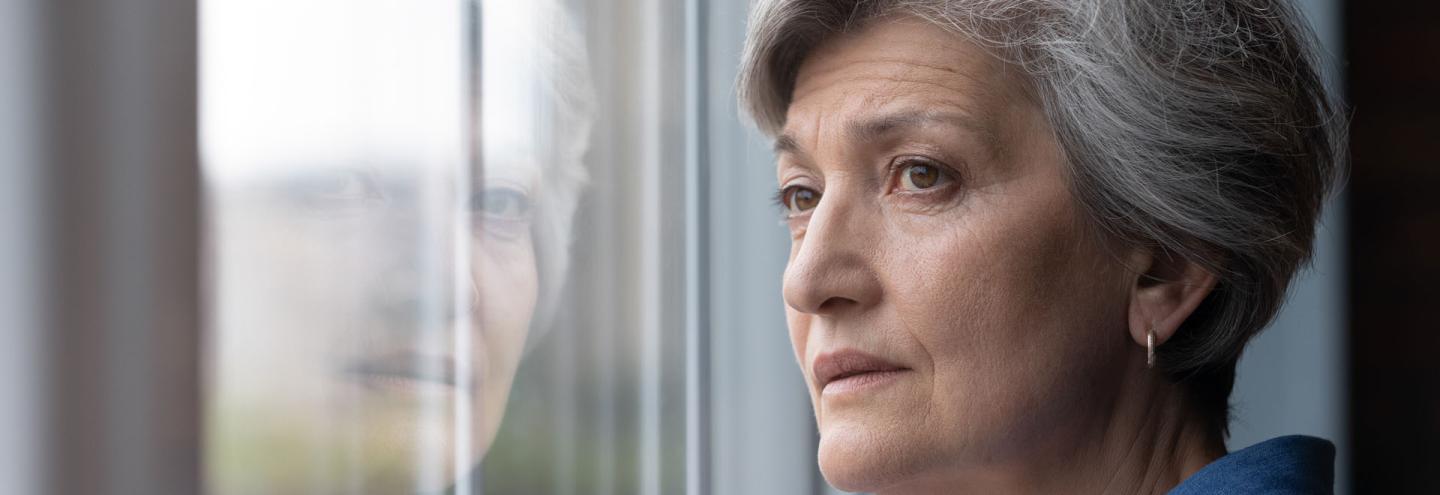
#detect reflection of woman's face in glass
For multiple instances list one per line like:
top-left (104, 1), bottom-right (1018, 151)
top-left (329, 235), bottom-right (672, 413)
top-left (469, 165), bottom-right (542, 460)
top-left (208, 161), bottom-right (544, 494)
top-left (341, 166), bottom-right (543, 490)
top-left (205, 0), bottom-right (588, 491)
top-left (334, 166), bottom-right (546, 487)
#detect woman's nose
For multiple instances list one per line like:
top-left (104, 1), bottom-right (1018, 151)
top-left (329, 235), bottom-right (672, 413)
top-left (781, 195), bottom-right (882, 316)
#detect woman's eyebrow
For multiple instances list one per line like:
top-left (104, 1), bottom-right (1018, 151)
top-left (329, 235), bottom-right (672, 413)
top-left (774, 133), bottom-right (804, 157)
top-left (847, 110), bottom-right (997, 153)
top-left (773, 110), bottom-right (998, 161)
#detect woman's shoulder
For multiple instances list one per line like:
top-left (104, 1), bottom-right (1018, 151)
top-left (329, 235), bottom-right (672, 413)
top-left (1169, 435), bottom-right (1336, 495)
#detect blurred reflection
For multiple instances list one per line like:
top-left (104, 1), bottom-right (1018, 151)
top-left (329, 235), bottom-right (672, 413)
top-left (203, 0), bottom-right (591, 493)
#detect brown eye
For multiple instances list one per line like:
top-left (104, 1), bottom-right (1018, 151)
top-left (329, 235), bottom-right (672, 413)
top-left (782, 186), bottom-right (821, 214)
top-left (892, 158), bottom-right (950, 191)
top-left (899, 161), bottom-right (944, 191)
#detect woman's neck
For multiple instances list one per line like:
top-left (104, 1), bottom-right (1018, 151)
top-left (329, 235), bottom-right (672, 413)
top-left (1084, 380), bottom-right (1226, 495)
top-left (1031, 368), bottom-right (1225, 495)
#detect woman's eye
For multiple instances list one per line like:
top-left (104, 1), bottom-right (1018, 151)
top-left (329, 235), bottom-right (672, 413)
top-left (296, 169), bottom-right (386, 215)
top-left (898, 160), bottom-right (947, 191)
top-left (781, 185), bottom-right (821, 214)
top-left (471, 187), bottom-right (533, 221)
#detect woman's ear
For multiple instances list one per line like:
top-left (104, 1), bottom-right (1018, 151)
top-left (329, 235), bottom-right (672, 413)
top-left (1127, 247), bottom-right (1218, 353)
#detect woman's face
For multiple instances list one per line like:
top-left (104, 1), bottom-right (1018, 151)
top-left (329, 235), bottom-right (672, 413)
top-left (777, 16), bottom-right (1138, 493)
top-left (208, 163), bottom-right (540, 494)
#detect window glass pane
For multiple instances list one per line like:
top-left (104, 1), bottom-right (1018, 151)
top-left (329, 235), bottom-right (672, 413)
top-left (203, 0), bottom-right (472, 492)
top-left (202, 1), bottom-right (685, 494)
top-left (479, 2), bottom-right (677, 493)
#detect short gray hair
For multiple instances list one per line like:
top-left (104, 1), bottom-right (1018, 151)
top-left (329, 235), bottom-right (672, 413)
top-left (483, 0), bottom-right (595, 338)
top-left (738, 0), bottom-right (1346, 434)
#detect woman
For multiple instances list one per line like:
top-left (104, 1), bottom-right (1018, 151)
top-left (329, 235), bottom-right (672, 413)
top-left (739, 0), bottom-right (1343, 493)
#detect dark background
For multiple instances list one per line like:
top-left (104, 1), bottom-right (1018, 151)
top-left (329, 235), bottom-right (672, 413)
top-left (1346, 1), bottom-right (1440, 492)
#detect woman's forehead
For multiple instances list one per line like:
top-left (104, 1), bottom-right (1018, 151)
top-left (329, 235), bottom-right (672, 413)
top-left (792, 17), bottom-right (1003, 99)
top-left (480, 158), bottom-right (542, 186)
top-left (783, 18), bottom-right (1018, 143)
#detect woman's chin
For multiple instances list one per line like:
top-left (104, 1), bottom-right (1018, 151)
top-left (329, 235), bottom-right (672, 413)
top-left (817, 423), bottom-right (921, 494)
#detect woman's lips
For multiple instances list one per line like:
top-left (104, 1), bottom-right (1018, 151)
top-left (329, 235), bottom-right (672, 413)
top-left (342, 352), bottom-right (481, 394)
top-left (822, 369), bottom-right (908, 396)
top-left (812, 349), bottom-right (910, 397)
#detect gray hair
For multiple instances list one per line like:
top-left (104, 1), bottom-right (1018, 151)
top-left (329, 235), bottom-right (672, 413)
top-left (482, 0), bottom-right (595, 338)
top-left (738, 0), bottom-right (1346, 434)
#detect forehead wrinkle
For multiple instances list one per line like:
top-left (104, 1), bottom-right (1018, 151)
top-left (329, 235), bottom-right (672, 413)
top-left (830, 96), bottom-right (1006, 165)
top-left (793, 57), bottom-right (979, 106)
top-left (774, 133), bottom-right (803, 156)
top-left (774, 108), bottom-right (829, 171)
top-left (779, 101), bottom-right (1006, 168)
top-left (845, 108), bottom-right (993, 146)
top-left (783, 28), bottom-right (1024, 167)
top-left (790, 68), bottom-right (1008, 157)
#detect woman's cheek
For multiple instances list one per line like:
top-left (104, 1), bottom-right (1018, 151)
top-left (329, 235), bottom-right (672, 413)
top-left (470, 234), bottom-right (539, 451)
top-left (474, 234), bottom-right (539, 359)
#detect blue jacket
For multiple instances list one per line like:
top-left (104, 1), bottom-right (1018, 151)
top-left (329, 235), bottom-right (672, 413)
top-left (1170, 435), bottom-right (1336, 494)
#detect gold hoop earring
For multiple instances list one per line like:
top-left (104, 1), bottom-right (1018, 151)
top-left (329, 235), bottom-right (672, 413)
top-left (1146, 329), bottom-right (1156, 369)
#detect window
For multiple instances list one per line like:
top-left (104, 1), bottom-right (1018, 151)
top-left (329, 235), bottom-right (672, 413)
top-left (199, 0), bottom-right (815, 493)
top-left (6, 0), bottom-right (1346, 493)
